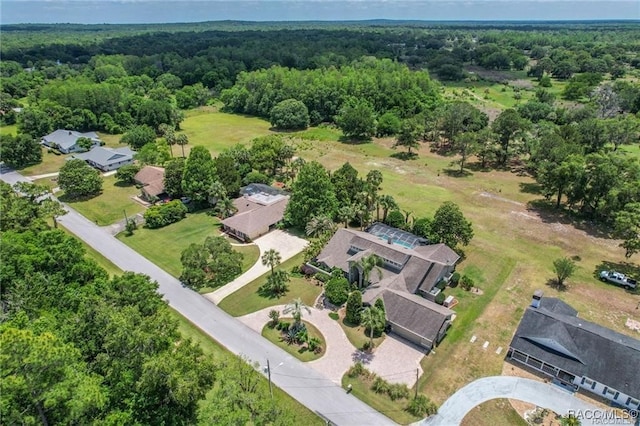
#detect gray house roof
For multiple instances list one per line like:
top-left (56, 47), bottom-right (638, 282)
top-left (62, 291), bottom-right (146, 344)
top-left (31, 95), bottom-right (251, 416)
top-left (382, 289), bottom-right (454, 345)
top-left (71, 146), bottom-right (134, 169)
top-left (316, 228), bottom-right (459, 294)
top-left (41, 129), bottom-right (100, 150)
top-left (510, 297), bottom-right (640, 399)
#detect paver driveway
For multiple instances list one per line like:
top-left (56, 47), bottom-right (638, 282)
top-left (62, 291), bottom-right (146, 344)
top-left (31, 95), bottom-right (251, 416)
top-left (240, 305), bottom-right (427, 387)
top-left (204, 230), bottom-right (308, 304)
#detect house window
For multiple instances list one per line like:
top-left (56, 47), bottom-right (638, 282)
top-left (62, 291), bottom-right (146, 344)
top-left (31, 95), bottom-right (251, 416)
top-left (614, 392), bottom-right (619, 400)
top-left (591, 381), bottom-right (596, 390)
top-left (606, 388), bottom-right (615, 397)
top-left (583, 378), bottom-right (593, 386)
top-left (581, 378), bottom-right (585, 385)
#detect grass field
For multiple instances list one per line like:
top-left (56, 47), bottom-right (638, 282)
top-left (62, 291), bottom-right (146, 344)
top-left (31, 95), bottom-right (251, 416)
top-left (341, 373), bottom-right (418, 425)
top-left (180, 107), bottom-right (273, 155)
top-left (218, 253), bottom-right (323, 316)
top-left (262, 320), bottom-right (325, 362)
top-left (0, 124), bottom-right (17, 136)
top-left (339, 317), bottom-right (386, 350)
top-left (117, 211), bottom-right (222, 277)
top-left (461, 399), bottom-right (529, 426)
top-left (62, 176), bottom-right (145, 225)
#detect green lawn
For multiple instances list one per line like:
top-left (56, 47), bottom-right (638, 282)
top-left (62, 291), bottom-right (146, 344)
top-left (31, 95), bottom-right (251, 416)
top-left (0, 124), bottom-right (17, 136)
top-left (117, 211), bottom-right (221, 278)
top-left (339, 318), bottom-right (386, 350)
top-left (341, 374), bottom-right (418, 425)
top-left (262, 320), bottom-right (325, 362)
top-left (237, 244), bottom-right (261, 273)
top-left (218, 252), bottom-right (323, 316)
top-left (62, 176), bottom-right (145, 225)
top-left (181, 107), bottom-right (273, 155)
top-left (20, 148), bottom-right (70, 176)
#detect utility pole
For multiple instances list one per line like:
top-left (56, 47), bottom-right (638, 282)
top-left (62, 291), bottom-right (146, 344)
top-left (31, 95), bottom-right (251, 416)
top-left (415, 368), bottom-right (419, 399)
top-left (267, 359), bottom-right (273, 399)
top-left (123, 209), bottom-right (129, 224)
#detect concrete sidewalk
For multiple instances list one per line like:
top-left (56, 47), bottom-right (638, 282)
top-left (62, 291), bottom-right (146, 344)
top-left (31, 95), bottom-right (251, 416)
top-left (204, 230), bottom-right (308, 304)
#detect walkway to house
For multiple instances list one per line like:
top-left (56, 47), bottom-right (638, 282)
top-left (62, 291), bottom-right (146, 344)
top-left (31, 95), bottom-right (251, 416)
top-left (239, 305), bottom-right (426, 387)
top-left (204, 230), bottom-right (308, 304)
top-left (418, 376), bottom-right (603, 426)
top-left (26, 171), bottom-right (59, 180)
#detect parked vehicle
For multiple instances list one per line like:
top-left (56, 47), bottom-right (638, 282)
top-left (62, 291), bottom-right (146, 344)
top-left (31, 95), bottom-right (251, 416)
top-left (599, 270), bottom-right (637, 289)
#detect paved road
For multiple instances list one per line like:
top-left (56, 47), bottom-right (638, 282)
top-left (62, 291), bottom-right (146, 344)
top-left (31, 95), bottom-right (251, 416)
top-left (419, 376), bottom-right (605, 426)
top-left (1, 169), bottom-right (394, 426)
top-left (204, 230), bottom-right (308, 304)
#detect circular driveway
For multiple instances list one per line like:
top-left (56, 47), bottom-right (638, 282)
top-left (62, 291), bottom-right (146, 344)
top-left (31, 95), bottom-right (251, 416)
top-left (418, 376), bottom-right (602, 426)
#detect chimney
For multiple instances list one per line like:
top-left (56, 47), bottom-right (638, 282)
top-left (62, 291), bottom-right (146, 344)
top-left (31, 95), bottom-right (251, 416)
top-left (531, 290), bottom-right (543, 308)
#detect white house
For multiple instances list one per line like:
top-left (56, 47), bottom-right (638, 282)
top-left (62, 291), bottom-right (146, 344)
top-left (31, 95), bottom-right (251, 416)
top-left (41, 129), bottom-right (101, 154)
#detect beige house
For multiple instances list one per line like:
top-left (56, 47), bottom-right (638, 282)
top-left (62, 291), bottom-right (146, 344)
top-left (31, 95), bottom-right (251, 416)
top-left (221, 184), bottom-right (289, 242)
top-left (314, 224), bottom-right (460, 350)
top-left (134, 166), bottom-right (166, 202)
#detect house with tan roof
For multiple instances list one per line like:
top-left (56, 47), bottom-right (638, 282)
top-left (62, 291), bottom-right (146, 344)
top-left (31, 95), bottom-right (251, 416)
top-left (314, 223), bottom-right (459, 350)
top-left (221, 183), bottom-right (289, 242)
top-left (134, 166), bottom-right (166, 202)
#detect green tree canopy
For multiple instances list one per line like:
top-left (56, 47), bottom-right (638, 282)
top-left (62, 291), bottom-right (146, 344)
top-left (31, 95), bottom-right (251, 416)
top-left (430, 201), bottom-right (474, 251)
top-left (269, 98), bottom-right (310, 130)
top-left (285, 161), bottom-right (338, 228)
top-left (181, 145), bottom-right (216, 204)
top-left (58, 159), bottom-right (102, 199)
top-left (335, 98), bottom-right (377, 140)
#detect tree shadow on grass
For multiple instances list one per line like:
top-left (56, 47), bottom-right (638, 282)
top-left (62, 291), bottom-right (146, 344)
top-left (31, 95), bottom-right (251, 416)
top-left (338, 135), bottom-right (372, 145)
top-left (519, 182), bottom-right (543, 195)
top-left (525, 199), bottom-right (613, 240)
top-left (57, 192), bottom-right (101, 203)
top-left (442, 168), bottom-right (473, 178)
top-left (257, 285), bottom-right (287, 300)
top-left (114, 181), bottom-right (134, 188)
top-left (390, 151), bottom-right (418, 161)
top-left (545, 278), bottom-right (568, 292)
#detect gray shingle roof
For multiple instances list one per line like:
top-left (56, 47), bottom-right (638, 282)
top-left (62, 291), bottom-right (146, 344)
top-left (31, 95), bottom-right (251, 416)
top-left (382, 289), bottom-right (454, 344)
top-left (41, 129), bottom-right (100, 150)
top-left (510, 297), bottom-right (640, 399)
top-left (72, 146), bottom-right (134, 168)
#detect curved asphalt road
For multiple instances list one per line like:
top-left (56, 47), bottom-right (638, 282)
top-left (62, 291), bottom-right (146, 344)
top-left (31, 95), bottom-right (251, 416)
top-left (419, 376), bottom-right (606, 426)
top-left (1, 169), bottom-right (394, 426)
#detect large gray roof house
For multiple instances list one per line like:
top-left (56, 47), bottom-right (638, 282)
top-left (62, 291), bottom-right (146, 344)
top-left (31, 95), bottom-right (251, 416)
top-left (508, 291), bottom-right (640, 411)
top-left (41, 129), bottom-right (101, 154)
top-left (221, 183), bottom-right (289, 242)
top-left (314, 223), bottom-right (460, 350)
top-left (70, 146), bottom-right (135, 172)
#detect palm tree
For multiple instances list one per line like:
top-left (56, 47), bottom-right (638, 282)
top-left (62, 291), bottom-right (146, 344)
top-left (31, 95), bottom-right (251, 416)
top-left (305, 215), bottom-right (336, 237)
top-left (355, 254), bottom-right (383, 288)
top-left (159, 124), bottom-right (176, 157)
top-left (283, 297), bottom-right (311, 328)
top-left (261, 249), bottom-right (282, 277)
top-left (290, 157), bottom-right (306, 180)
top-left (378, 194), bottom-right (398, 223)
top-left (176, 133), bottom-right (189, 157)
top-left (265, 270), bottom-right (289, 296)
top-left (337, 205), bottom-right (355, 228)
top-left (360, 306), bottom-right (385, 348)
top-left (208, 180), bottom-right (227, 205)
top-left (215, 197), bottom-right (236, 219)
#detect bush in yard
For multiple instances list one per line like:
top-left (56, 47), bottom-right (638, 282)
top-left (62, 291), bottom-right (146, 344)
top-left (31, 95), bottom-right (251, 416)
top-left (460, 275), bottom-right (474, 291)
top-left (276, 320), bottom-right (290, 331)
top-left (345, 290), bottom-right (362, 325)
top-left (450, 272), bottom-right (460, 286)
top-left (435, 278), bottom-right (447, 290)
top-left (372, 376), bottom-right (390, 394)
top-left (388, 383), bottom-right (410, 401)
top-left (179, 235), bottom-right (243, 290)
top-left (114, 164), bottom-right (140, 184)
top-left (268, 309), bottom-right (280, 328)
top-left (347, 362), bottom-right (366, 378)
top-left (269, 98), bottom-right (310, 130)
top-left (435, 291), bottom-right (446, 305)
top-left (407, 394), bottom-right (438, 417)
top-left (58, 159), bottom-right (102, 199)
top-left (324, 276), bottom-right (350, 305)
top-left (143, 200), bottom-right (188, 228)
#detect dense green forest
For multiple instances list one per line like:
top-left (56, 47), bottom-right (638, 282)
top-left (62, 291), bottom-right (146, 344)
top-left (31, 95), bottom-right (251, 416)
top-left (1, 22), bottom-right (640, 423)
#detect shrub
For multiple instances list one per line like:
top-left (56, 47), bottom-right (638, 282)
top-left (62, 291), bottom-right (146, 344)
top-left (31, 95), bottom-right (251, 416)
top-left (460, 275), bottom-right (474, 291)
top-left (371, 377), bottom-right (390, 394)
top-left (268, 309), bottom-right (280, 328)
top-left (324, 276), bottom-right (350, 305)
top-left (388, 383), bottom-right (410, 401)
top-left (406, 394), bottom-right (438, 417)
top-left (276, 320), bottom-right (290, 331)
top-left (435, 279), bottom-right (447, 290)
top-left (243, 170), bottom-right (271, 185)
top-left (450, 272), bottom-right (460, 285)
top-left (347, 362), bottom-right (366, 378)
top-left (269, 98), bottom-right (310, 130)
top-left (114, 164), bottom-right (141, 184)
top-left (345, 290), bottom-right (362, 325)
top-left (314, 272), bottom-right (331, 283)
top-left (435, 291), bottom-right (446, 305)
top-left (328, 312), bottom-right (339, 321)
top-left (144, 200), bottom-right (188, 229)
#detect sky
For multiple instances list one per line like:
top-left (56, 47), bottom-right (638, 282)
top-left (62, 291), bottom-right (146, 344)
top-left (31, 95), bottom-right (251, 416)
top-left (1, 0), bottom-right (638, 24)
